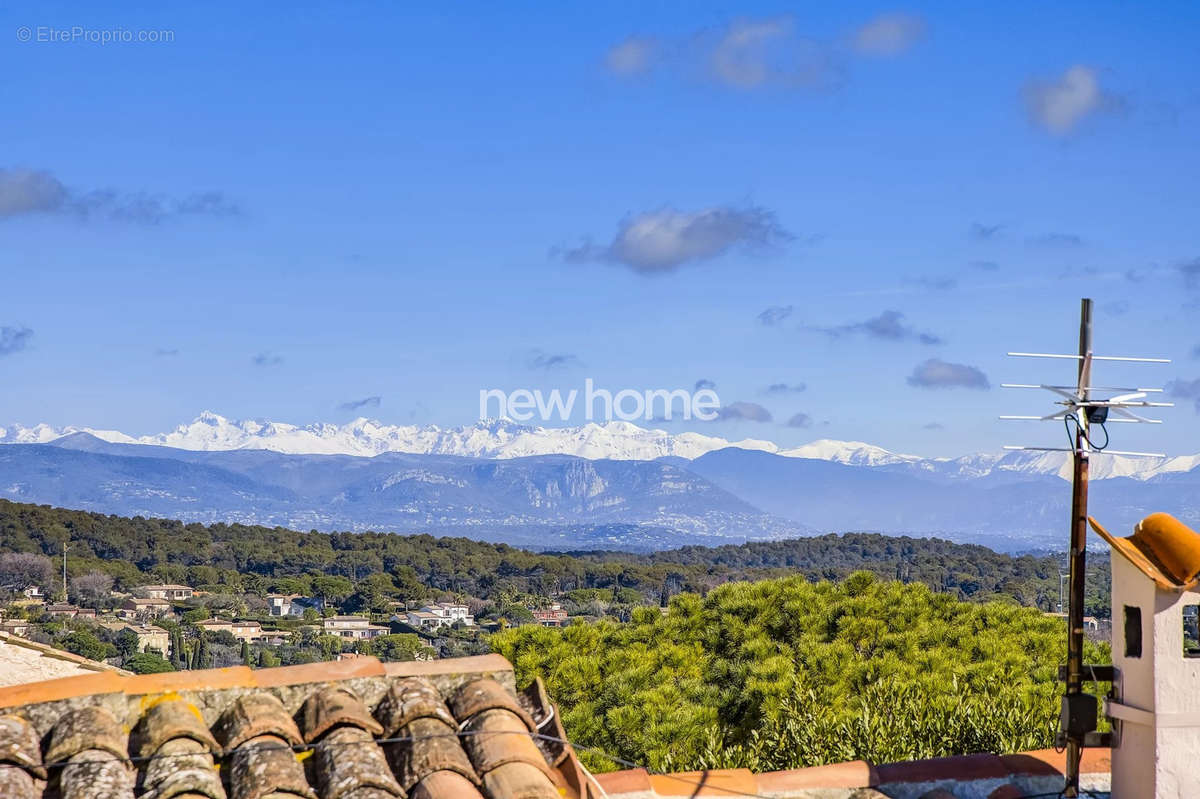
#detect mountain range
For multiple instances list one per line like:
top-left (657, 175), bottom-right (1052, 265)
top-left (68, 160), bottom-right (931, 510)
top-left (3, 411), bottom-right (1197, 480)
top-left (1, 413), bottom-right (1197, 552)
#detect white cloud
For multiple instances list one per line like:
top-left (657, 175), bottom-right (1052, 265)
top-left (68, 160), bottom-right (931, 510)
top-left (0, 169), bottom-right (69, 217)
top-left (605, 36), bottom-right (657, 76)
top-left (0, 166), bottom-right (239, 223)
top-left (852, 13), bottom-right (926, 56)
top-left (560, 205), bottom-right (791, 273)
top-left (710, 17), bottom-right (839, 90)
top-left (1024, 65), bottom-right (1109, 135)
top-left (907, 358), bottom-right (990, 390)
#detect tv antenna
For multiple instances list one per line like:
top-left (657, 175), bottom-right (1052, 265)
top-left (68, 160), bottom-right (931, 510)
top-left (1001, 297), bottom-right (1172, 797)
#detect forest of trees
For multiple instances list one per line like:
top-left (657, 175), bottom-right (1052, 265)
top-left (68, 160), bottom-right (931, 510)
top-left (0, 499), bottom-right (1109, 613)
top-left (493, 571), bottom-right (1110, 773)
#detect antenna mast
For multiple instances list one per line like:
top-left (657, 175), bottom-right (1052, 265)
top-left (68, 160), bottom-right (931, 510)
top-left (1065, 298), bottom-right (1092, 798)
top-left (1002, 297), bottom-right (1172, 797)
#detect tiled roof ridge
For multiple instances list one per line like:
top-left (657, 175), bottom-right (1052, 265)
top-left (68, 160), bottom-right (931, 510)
top-left (0, 653), bottom-right (513, 713)
top-left (0, 654), bottom-right (587, 799)
top-left (0, 630), bottom-right (132, 677)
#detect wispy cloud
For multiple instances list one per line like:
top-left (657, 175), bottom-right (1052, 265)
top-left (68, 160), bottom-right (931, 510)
top-left (1028, 231), bottom-right (1084, 248)
top-left (559, 205), bottom-right (791, 273)
top-left (709, 17), bottom-right (841, 90)
top-left (340, 396), bottom-right (382, 412)
top-left (922, 421), bottom-right (945, 430)
top-left (694, 378), bottom-right (717, 391)
top-left (528, 350), bottom-right (582, 370)
top-left (812, 310), bottom-right (942, 345)
top-left (605, 36), bottom-right (658, 75)
top-left (0, 167), bottom-right (240, 224)
top-left (1024, 65), bottom-right (1123, 136)
top-left (851, 13), bottom-right (926, 56)
top-left (1180, 257), bottom-right (1200, 289)
top-left (605, 13), bottom-right (924, 92)
top-left (757, 305), bottom-right (794, 326)
top-left (0, 326), bottom-right (33, 356)
top-left (785, 412), bottom-right (813, 428)
top-left (970, 222), bottom-right (1004, 241)
top-left (154, 348), bottom-right (180, 357)
top-left (1168, 378), bottom-right (1200, 412)
top-left (906, 275), bottom-right (957, 291)
top-left (716, 401), bottom-right (773, 422)
top-left (763, 382), bottom-right (806, 395)
top-left (907, 358), bottom-right (990, 390)
top-left (252, 352), bottom-right (284, 367)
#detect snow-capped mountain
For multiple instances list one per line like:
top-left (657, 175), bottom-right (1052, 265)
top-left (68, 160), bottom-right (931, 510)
top-left (0, 412), bottom-right (778, 461)
top-left (1, 411), bottom-right (1195, 482)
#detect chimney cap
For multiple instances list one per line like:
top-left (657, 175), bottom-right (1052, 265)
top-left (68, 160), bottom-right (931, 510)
top-left (1091, 513), bottom-right (1200, 591)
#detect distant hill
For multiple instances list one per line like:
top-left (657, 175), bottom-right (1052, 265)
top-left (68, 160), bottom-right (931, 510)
top-left (0, 428), bottom-right (1193, 550)
top-left (0, 498), bottom-right (1092, 613)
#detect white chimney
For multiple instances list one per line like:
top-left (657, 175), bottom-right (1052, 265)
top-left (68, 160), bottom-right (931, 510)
top-left (1094, 513), bottom-right (1200, 798)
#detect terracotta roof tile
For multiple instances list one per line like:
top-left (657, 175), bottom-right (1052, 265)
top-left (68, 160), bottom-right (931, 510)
top-left (226, 734), bottom-right (315, 799)
top-left (376, 678), bottom-right (481, 794)
top-left (311, 725), bottom-right (404, 799)
top-left (0, 656), bottom-right (582, 799)
top-left (0, 670), bottom-right (127, 710)
top-left (647, 768), bottom-right (757, 797)
top-left (139, 735), bottom-right (224, 799)
top-left (0, 713), bottom-right (46, 778)
top-left (298, 687), bottom-right (384, 743)
top-left (214, 694), bottom-right (304, 751)
top-left (47, 706), bottom-right (129, 764)
top-left (133, 699), bottom-right (220, 759)
top-left (875, 753), bottom-right (1008, 784)
top-left (253, 658), bottom-right (385, 689)
top-left (126, 666), bottom-right (254, 697)
top-left (409, 769), bottom-right (485, 799)
top-left (754, 759), bottom-right (876, 791)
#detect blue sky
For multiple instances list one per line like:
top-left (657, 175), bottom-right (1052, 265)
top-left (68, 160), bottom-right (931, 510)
top-left (1, 1), bottom-right (1198, 456)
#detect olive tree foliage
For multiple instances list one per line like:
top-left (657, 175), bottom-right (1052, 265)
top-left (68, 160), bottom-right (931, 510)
top-left (71, 571), bottom-right (115, 608)
top-left (0, 552), bottom-right (54, 594)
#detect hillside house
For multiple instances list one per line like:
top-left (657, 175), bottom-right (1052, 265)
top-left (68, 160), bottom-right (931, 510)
top-left (194, 618), bottom-right (273, 643)
top-left (139, 583), bottom-right (194, 601)
top-left (267, 593), bottom-right (323, 617)
top-left (22, 585), bottom-right (45, 600)
top-left (0, 619), bottom-right (30, 637)
top-left (401, 602), bottom-right (475, 631)
top-left (531, 602), bottom-right (568, 627)
top-left (117, 598), bottom-right (173, 620)
top-left (322, 615), bottom-right (389, 640)
top-left (45, 604), bottom-right (83, 618)
top-left (104, 622), bottom-right (169, 655)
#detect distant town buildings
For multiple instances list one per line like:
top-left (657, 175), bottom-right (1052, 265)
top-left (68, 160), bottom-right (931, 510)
top-left (531, 602), bottom-right (568, 627)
